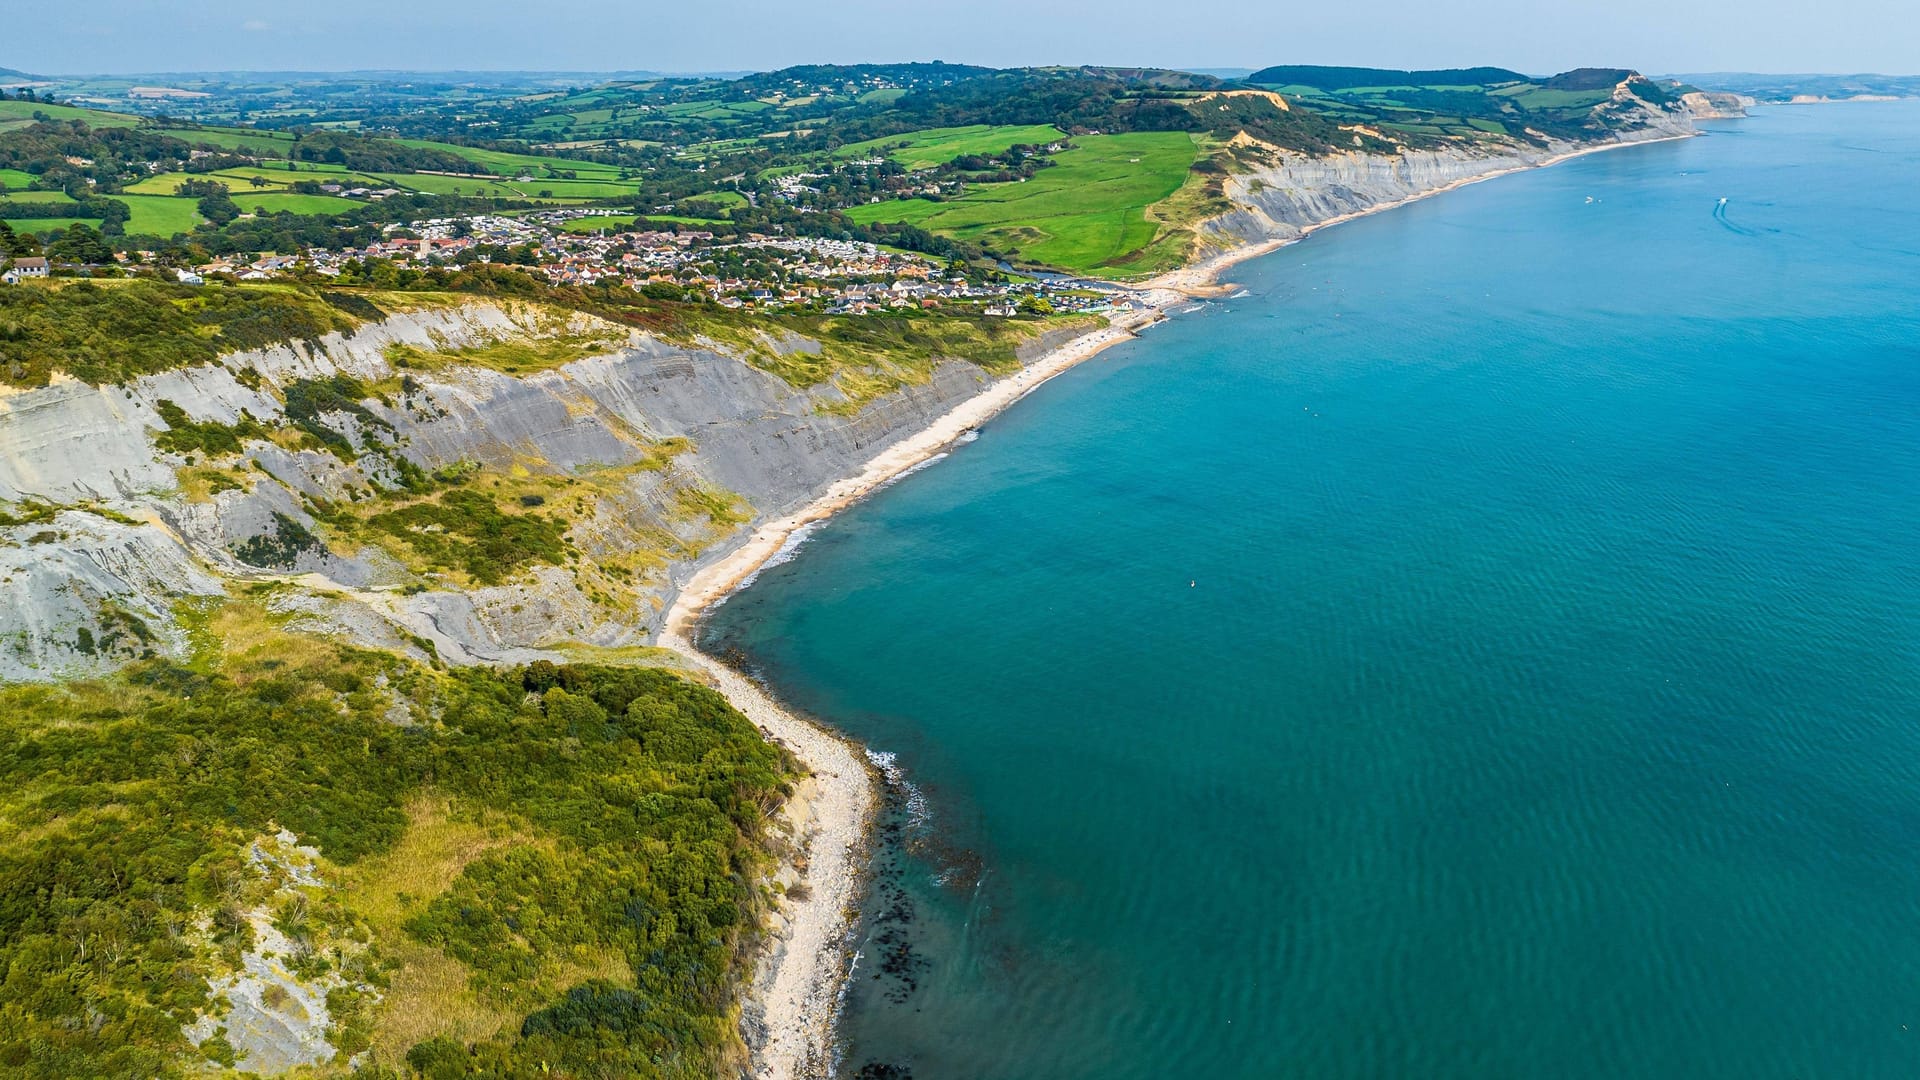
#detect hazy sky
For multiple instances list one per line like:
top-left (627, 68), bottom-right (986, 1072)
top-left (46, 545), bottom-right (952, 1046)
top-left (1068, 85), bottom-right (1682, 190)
top-left (8, 0), bottom-right (1914, 76)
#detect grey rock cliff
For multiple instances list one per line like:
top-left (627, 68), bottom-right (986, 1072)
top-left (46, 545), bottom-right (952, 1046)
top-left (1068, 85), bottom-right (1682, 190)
top-left (1200, 80), bottom-right (1711, 254)
top-left (0, 304), bottom-right (1098, 679)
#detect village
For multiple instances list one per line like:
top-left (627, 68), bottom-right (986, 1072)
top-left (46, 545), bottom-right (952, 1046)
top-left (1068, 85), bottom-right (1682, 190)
top-left (5, 208), bottom-right (1148, 317)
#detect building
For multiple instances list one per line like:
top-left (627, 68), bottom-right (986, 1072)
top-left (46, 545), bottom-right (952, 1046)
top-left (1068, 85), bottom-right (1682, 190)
top-left (2, 257), bottom-right (49, 284)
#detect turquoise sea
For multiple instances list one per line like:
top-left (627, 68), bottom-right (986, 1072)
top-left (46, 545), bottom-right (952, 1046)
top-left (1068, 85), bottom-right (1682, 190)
top-left (704, 102), bottom-right (1920, 1078)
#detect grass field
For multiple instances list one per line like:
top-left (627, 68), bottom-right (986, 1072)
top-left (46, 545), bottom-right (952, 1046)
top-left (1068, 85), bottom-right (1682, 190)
top-left (556, 214), bottom-right (639, 232)
top-left (1492, 84), bottom-right (1614, 108)
top-left (234, 192), bottom-right (362, 216)
top-left (365, 171), bottom-right (637, 199)
top-left (155, 125), bottom-right (299, 153)
top-left (0, 100), bottom-right (142, 132)
top-left (125, 163), bottom-right (391, 195)
top-left (114, 194), bottom-right (208, 235)
top-left (836, 124), bottom-right (1065, 170)
top-left (12, 218), bottom-right (105, 236)
top-left (0, 190), bottom-right (74, 204)
top-left (0, 168), bottom-right (35, 191)
top-left (847, 132), bottom-right (1205, 277)
top-left (390, 139), bottom-right (626, 180)
top-left (0, 189), bottom-right (206, 236)
top-left (145, 127), bottom-right (622, 186)
top-left (682, 189), bottom-right (746, 210)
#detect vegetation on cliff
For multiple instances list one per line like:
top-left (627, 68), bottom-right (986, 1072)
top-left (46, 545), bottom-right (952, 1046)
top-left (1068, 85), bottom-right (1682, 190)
top-left (2, 266), bottom-right (1092, 400)
top-left (0, 601), bottom-right (792, 1078)
top-left (0, 278), bottom-right (361, 387)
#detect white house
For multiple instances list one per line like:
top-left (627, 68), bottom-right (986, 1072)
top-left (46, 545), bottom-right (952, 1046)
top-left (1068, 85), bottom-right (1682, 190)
top-left (3, 257), bottom-right (49, 284)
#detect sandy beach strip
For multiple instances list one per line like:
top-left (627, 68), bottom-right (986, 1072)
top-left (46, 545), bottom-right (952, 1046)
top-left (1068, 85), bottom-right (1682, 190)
top-left (662, 128), bottom-right (1697, 1080)
top-left (654, 622), bottom-right (874, 1080)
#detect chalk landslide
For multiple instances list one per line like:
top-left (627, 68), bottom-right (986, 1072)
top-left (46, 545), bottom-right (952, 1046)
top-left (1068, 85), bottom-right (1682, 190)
top-left (0, 302), bottom-right (1100, 679)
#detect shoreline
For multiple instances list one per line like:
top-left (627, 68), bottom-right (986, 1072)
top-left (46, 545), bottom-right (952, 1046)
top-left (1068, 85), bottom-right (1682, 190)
top-left (662, 129), bottom-right (1697, 1080)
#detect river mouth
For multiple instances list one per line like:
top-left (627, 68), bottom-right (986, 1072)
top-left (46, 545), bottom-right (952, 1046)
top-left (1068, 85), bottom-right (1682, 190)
top-left (705, 101), bottom-right (1920, 1080)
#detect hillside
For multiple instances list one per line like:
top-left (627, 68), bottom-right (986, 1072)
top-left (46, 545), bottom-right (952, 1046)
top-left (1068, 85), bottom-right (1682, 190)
top-left (0, 62), bottom-right (1714, 278)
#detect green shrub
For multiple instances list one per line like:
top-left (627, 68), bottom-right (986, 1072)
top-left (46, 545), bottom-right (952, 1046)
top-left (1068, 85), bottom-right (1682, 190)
top-left (231, 510), bottom-right (321, 568)
top-left (150, 399), bottom-right (269, 457)
top-left (364, 488), bottom-right (570, 585)
top-left (281, 374), bottom-right (391, 458)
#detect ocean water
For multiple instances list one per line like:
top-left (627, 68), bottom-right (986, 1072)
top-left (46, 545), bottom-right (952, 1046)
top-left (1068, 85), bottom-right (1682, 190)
top-left (703, 102), bottom-right (1920, 1079)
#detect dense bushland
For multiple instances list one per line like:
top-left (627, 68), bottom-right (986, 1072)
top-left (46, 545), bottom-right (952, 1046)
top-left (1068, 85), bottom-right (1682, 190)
top-left (0, 638), bottom-right (792, 1078)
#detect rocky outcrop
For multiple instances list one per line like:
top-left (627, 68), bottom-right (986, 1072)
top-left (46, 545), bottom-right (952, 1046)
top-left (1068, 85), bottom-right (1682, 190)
top-left (1680, 90), bottom-right (1756, 119)
top-left (0, 304), bottom-right (1101, 679)
top-left (0, 510), bottom-right (225, 679)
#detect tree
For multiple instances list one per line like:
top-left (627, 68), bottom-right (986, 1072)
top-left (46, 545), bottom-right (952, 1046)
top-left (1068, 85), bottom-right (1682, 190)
top-left (92, 197), bottom-right (131, 235)
top-left (1, 221), bottom-right (41, 258)
top-left (174, 178), bottom-right (229, 199)
top-left (48, 222), bottom-right (114, 266)
top-left (197, 191), bottom-right (241, 226)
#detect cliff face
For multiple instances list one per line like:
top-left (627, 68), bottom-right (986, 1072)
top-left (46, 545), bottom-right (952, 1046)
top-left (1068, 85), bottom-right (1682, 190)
top-left (1202, 79), bottom-right (1717, 253)
top-left (1679, 90), bottom-right (1757, 119)
top-left (0, 304), bottom-right (1092, 680)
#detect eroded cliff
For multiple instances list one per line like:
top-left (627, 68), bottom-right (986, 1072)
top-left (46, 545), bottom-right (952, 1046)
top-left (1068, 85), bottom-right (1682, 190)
top-left (1199, 75), bottom-right (1722, 254)
top-left (0, 301), bottom-right (1095, 680)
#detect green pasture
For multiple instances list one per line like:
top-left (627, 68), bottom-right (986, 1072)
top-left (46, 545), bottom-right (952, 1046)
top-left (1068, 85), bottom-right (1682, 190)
top-left (1496, 85), bottom-right (1614, 109)
top-left (113, 194), bottom-right (207, 235)
top-left (556, 214), bottom-right (638, 232)
top-left (847, 132), bottom-right (1202, 276)
top-left (0, 190), bottom-right (72, 204)
top-left (390, 139), bottom-right (626, 180)
top-left (234, 192), bottom-right (362, 217)
top-left (364, 171), bottom-right (638, 201)
top-left (837, 124), bottom-right (1065, 170)
top-left (0, 100), bottom-right (142, 131)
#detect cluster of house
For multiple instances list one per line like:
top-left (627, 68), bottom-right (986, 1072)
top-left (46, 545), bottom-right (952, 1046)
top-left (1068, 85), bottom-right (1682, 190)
top-left (7, 208), bottom-right (1144, 318)
top-left (301, 213), bottom-right (1142, 315)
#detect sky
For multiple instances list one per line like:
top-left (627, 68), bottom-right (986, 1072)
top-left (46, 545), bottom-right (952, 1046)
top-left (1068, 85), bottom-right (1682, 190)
top-left (7, 0), bottom-right (1915, 77)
